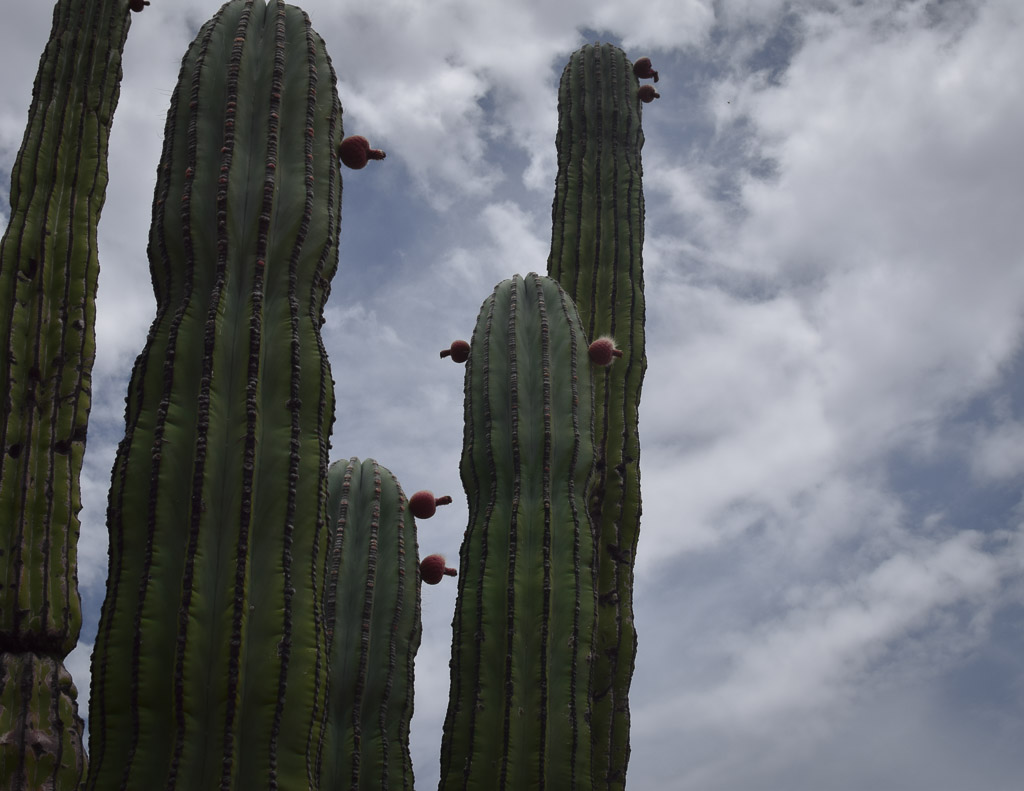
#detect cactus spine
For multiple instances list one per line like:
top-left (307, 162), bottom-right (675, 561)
top-left (547, 43), bottom-right (647, 789)
top-left (440, 272), bottom-right (597, 790)
top-left (0, 0), bottom-right (132, 784)
top-left (320, 457), bottom-right (421, 790)
top-left (84, 1), bottom-right (342, 787)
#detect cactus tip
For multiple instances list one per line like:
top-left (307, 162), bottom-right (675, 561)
top-left (410, 490), bottom-right (452, 519)
top-left (339, 135), bottom-right (386, 170)
top-left (440, 340), bottom-right (471, 363)
top-left (421, 554), bottom-right (458, 585)
top-left (638, 85), bottom-right (661, 103)
top-left (588, 336), bottom-right (623, 366)
top-left (633, 57), bottom-right (659, 82)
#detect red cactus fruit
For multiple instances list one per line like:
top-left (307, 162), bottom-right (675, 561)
top-left (338, 135), bottom-right (386, 169)
top-left (421, 554), bottom-right (458, 585)
top-left (409, 491), bottom-right (453, 520)
top-left (129, 0), bottom-right (150, 11)
top-left (440, 340), bottom-right (471, 363)
top-left (588, 337), bottom-right (623, 366)
top-left (633, 57), bottom-right (659, 82)
top-left (638, 85), bottom-right (661, 103)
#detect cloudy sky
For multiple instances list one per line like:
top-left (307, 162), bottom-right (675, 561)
top-left (3, 0), bottom-right (1024, 788)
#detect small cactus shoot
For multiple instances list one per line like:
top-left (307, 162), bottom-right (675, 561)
top-left (440, 339), bottom-right (471, 363)
top-left (409, 491), bottom-right (453, 520)
top-left (638, 84), bottom-right (660, 103)
top-left (632, 56), bottom-right (659, 82)
top-left (338, 135), bottom-right (386, 169)
top-left (588, 337), bottom-right (623, 366)
top-left (420, 555), bottom-right (457, 585)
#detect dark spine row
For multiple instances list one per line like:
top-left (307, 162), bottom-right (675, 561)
top-left (440, 273), bottom-right (597, 791)
top-left (85, 1), bottom-right (343, 788)
top-left (547, 43), bottom-right (647, 790)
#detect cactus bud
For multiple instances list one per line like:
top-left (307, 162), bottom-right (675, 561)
top-left (420, 554), bottom-right (457, 585)
top-left (129, 0), bottom-right (150, 11)
top-left (440, 339), bottom-right (471, 363)
top-left (588, 337), bottom-right (623, 366)
top-left (409, 491), bottom-right (453, 519)
top-left (632, 56), bottom-right (659, 82)
top-left (638, 85), bottom-right (660, 103)
top-left (338, 135), bottom-right (386, 169)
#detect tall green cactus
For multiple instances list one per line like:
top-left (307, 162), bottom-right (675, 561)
top-left (0, 0), bottom-right (132, 785)
top-left (320, 457), bottom-right (422, 790)
top-left (547, 42), bottom-right (648, 789)
top-left (84, 1), bottom-right (342, 787)
top-left (440, 272), bottom-right (598, 790)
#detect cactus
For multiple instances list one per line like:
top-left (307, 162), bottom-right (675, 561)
top-left (439, 272), bottom-right (598, 790)
top-left (0, 0), bottom-right (132, 784)
top-left (547, 43), bottom-right (648, 789)
top-left (83, 1), bottom-right (342, 787)
top-left (1, 5), bottom-right (653, 788)
top-left (319, 457), bottom-right (422, 790)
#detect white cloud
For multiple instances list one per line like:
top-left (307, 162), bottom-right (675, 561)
top-left (636, 0), bottom-right (1024, 542)
top-left (65, 640), bottom-right (93, 739)
top-left (970, 419), bottom-right (1024, 482)
top-left (77, 439), bottom-right (121, 594)
top-left (728, 0), bottom-right (1024, 279)
top-left (588, 0), bottom-right (715, 49)
top-left (633, 527), bottom-right (1022, 787)
top-left (436, 201), bottom-right (549, 294)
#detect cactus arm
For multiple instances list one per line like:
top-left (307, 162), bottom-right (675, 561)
top-left (84, 2), bottom-right (342, 788)
top-left (547, 43), bottom-right (647, 790)
top-left (0, 0), bottom-right (131, 785)
top-left (440, 273), bottom-right (597, 790)
top-left (321, 457), bottom-right (422, 790)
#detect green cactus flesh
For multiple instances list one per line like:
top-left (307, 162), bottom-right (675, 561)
top-left (84, 1), bottom-right (342, 788)
top-left (440, 272), bottom-right (598, 791)
top-left (0, 0), bottom-right (132, 783)
top-left (0, 652), bottom-right (87, 787)
top-left (547, 42), bottom-right (647, 789)
top-left (320, 457), bottom-right (422, 790)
